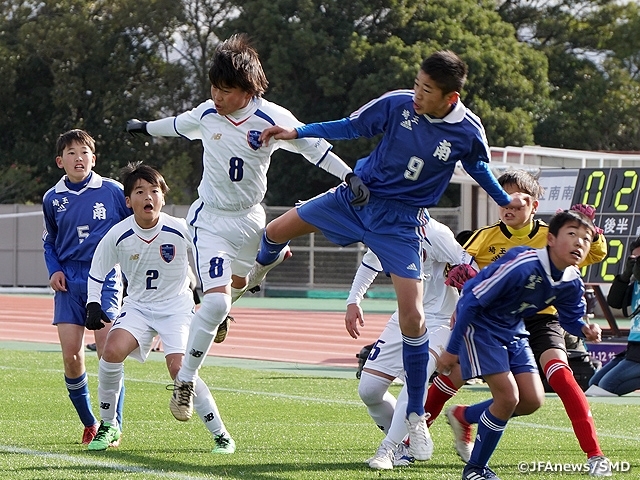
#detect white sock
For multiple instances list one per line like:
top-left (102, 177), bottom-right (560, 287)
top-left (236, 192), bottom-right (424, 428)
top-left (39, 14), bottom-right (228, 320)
top-left (386, 386), bottom-right (410, 445)
top-left (179, 292), bottom-right (231, 382)
top-left (98, 358), bottom-right (123, 428)
top-left (193, 377), bottom-right (227, 437)
top-left (358, 372), bottom-right (395, 432)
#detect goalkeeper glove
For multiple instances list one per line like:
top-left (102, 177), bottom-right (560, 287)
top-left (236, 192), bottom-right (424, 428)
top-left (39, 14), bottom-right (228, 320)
top-left (445, 263), bottom-right (477, 290)
top-left (345, 173), bottom-right (370, 207)
top-left (126, 119), bottom-right (150, 138)
top-left (85, 302), bottom-right (111, 330)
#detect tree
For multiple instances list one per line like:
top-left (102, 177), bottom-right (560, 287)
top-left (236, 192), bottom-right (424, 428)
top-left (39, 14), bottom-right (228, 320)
top-left (223, 0), bottom-right (549, 206)
top-left (497, 0), bottom-right (640, 150)
top-left (0, 0), bottom-right (191, 203)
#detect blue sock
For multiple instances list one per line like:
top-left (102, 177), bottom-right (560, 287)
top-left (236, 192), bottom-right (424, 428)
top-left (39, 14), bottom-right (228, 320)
top-left (468, 408), bottom-right (507, 468)
top-left (116, 383), bottom-right (125, 429)
top-left (256, 231), bottom-right (289, 266)
top-left (65, 373), bottom-right (97, 427)
top-left (464, 399), bottom-right (493, 424)
top-left (402, 332), bottom-right (429, 416)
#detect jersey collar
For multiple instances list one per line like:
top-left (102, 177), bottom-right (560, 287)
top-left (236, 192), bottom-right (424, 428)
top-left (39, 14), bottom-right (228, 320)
top-left (421, 101), bottom-right (466, 124)
top-left (536, 247), bottom-right (582, 283)
top-left (54, 172), bottom-right (103, 194)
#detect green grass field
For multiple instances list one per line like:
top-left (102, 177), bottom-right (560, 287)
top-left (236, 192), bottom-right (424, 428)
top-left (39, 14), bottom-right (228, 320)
top-left (1, 345), bottom-right (639, 479)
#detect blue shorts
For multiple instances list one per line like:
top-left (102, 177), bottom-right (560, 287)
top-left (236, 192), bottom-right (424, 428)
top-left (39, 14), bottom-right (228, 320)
top-left (53, 262), bottom-right (121, 326)
top-left (458, 324), bottom-right (538, 380)
top-left (297, 184), bottom-right (429, 279)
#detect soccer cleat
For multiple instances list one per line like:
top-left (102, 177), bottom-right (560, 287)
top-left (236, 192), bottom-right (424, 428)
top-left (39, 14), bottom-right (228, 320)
top-left (82, 423), bottom-right (99, 445)
top-left (368, 443), bottom-right (395, 470)
top-left (405, 412), bottom-right (434, 461)
top-left (446, 405), bottom-right (474, 462)
top-left (168, 379), bottom-right (195, 421)
top-left (87, 422), bottom-right (121, 451)
top-left (212, 433), bottom-right (236, 454)
top-left (245, 246), bottom-right (292, 292)
top-left (462, 464), bottom-right (501, 480)
top-left (393, 441), bottom-right (415, 467)
top-left (214, 315), bottom-right (234, 344)
top-left (588, 455), bottom-right (613, 477)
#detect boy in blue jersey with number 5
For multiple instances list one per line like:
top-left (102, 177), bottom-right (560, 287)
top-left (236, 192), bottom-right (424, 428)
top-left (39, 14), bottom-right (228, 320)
top-left (42, 129), bottom-right (131, 445)
top-left (437, 210), bottom-right (604, 480)
top-left (254, 50), bottom-right (527, 460)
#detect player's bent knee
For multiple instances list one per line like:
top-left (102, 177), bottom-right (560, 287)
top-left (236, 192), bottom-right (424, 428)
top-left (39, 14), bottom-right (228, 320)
top-left (198, 292), bottom-right (232, 329)
top-left (358, 371), bottom-right (392, 406)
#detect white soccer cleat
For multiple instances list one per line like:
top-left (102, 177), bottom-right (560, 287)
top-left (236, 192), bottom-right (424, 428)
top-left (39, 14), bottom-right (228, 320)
top-left (446, 405), bottom-right (474, 462)
top-left (368, 443), bottom-right (395, 470)
top-left (405, 412), bottom-right (434, 461)
top-left (584, 385), bottom-right (617, 397)
top-left (246, 246), bottom-right (292, 292)
top-left (588, 455), bottom-right (613, 477)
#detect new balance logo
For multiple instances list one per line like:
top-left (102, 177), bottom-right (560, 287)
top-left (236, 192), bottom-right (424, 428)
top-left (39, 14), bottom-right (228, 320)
top-left (100, 402), bottom-right (111, 410)
top-left (406, 263), bottom-right (418, 271)
top-left (190, 349), bottom-right (204, 358)
top-left (203, 412), bottom-right (216, 422)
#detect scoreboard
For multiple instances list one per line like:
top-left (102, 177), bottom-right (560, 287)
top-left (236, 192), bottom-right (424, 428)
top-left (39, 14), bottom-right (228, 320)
top-left (538, 168), bottom-right (640, 284)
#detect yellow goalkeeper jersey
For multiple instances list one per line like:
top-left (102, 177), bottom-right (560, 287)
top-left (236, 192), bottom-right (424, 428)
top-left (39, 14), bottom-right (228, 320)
top-left (463, 218), bottom-right (607, 315)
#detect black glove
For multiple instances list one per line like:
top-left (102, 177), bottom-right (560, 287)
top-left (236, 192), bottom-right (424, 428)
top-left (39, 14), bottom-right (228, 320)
top-left (345, 173), bottom-right (370, 207)
top-left (86, 302), bottom-right (111, 330)
top-left (126, 119), bottom-right (150, 138)
top-left (620, 256), bottom-right (636, 283)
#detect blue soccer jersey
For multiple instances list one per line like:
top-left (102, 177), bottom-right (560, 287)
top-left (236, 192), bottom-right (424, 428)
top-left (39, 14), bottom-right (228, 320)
top-left (297, 90), bottom-right (510, 208)
top-left (447, 246), bottom-right (588, 356)
top-left (42, 172), bottom-right (131, 284)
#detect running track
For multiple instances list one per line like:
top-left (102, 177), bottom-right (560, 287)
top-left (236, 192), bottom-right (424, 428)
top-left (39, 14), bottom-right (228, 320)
top-left (0, 295), bottom-right (390, 369)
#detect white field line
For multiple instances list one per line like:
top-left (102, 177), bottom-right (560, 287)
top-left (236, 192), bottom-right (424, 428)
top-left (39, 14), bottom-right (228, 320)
top-left (0, 445), bottom-right (221, 479)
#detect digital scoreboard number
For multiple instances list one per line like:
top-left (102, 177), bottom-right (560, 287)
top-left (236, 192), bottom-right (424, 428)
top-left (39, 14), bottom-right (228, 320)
top-left (570, 168), bottom-right (640, 283)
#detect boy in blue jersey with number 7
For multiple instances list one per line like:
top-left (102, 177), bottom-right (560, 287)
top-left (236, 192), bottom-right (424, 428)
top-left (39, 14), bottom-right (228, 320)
top-left (437, 210), bottom-right (604, 480)
top-left (42, 129), bottom-right (131, 445)
top-left (254, 50), bottom-right (527, 460)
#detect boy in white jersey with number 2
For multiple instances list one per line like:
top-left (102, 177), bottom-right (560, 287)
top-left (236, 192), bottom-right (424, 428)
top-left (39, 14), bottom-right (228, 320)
top-left (85, 163), bottom-right (234, 454)
top-left (126, 34), bottom-right (359, 421)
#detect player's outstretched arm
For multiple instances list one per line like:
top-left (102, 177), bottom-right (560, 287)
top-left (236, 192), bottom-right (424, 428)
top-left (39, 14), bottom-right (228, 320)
top-left (126, 119), bottom-right (150, 137)
top-left (259, 125), bottom-right (297, 146)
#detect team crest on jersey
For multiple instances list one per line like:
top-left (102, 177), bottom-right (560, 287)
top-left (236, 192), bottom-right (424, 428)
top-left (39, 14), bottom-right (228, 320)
top-left (160, 244), bottom-right (175, 263)
top-left (246, 130), bottom-right (262, 150)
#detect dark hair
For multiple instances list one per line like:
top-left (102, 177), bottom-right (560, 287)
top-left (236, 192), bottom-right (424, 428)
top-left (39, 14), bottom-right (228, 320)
top-left (120, 162), bottom-right (169, 198)
top-left (56, 129), bottom-right (95, 157)
top-left (455, 230), bottom-right (474, 247)
top-left (548, 210), bottom-right (595, 237)
top-left (420, 50), bottom-right (468, 94)
top-left (498, 169), bottom-right (545, 200)
top-left (208, 33), bottom-right (268, 97)
top-left (629, 236), bottom-right (640, 253)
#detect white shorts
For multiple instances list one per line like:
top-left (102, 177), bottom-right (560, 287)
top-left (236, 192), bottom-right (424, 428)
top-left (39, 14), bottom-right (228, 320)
top-left (111, 294), bottom-right (194, 362)
top-left (187, 200), bottom-right (266, 291)
top-left (364, 312), bottom-right (452, 380)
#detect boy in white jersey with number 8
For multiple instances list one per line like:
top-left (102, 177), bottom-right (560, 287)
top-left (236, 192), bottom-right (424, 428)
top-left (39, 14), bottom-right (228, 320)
top-left (125, 34), bottom-right (359, 420)
top-left (85, 163), bottom-right (234, 454)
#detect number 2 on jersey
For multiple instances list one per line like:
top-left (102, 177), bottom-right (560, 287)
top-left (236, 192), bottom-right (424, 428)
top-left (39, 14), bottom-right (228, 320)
top-left (146, 270), bottom-right (159, 290)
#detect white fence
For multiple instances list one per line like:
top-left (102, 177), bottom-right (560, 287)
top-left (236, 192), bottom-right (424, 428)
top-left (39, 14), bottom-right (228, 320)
top-left (0, 204), bottom-right (461, 294)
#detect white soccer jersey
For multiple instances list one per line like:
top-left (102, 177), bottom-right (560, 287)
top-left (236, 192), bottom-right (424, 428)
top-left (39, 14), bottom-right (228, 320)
top-left (347, 219), bottom-right (471, 324)
top-left (146, 97), bottom-right (349, 212)
top-left (88, 213), bottom-right (192, 304)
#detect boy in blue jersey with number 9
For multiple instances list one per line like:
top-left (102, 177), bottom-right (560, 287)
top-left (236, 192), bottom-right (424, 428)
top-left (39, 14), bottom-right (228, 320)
top-left (42, 129), bottom-right (131, 445)
top-left (254, 50), bottom-right (528, 460)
